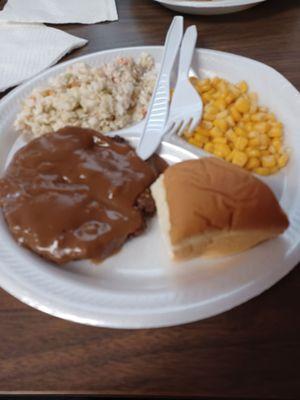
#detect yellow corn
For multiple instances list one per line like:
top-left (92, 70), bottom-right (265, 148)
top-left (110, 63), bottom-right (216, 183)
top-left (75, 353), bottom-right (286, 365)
top-left (235, 97), bottom-right (251, 113)
top-left (237, 81), bottom-right (248, 93)
top-left (261, 150), bottom-right (270, 157)
top-left (201, 121), bottom-right (213, 130)
top-left (278, 153), bottom-right (289, 168)
top-left (259, 134), bottom-right (271, 150)
top-left (249, 138), bottom-right (260, 148)
top-left (203, 113), bottom-right (216, 121)
top-left (227, 115), bottom-right (235, 127)
top-left (251, 113), bottom-right (267, 122)
top-left (230, 107), bottom-right (242, 122)
top-left (204, 142), bottom-right (214, 153)
top-left (272, 139), bottom-right (282, 152)
top-left (235, 137), bottom-right (248, 151)
top-left (213, 137), bottom-right (227, 145)
top-left (234, 127), bottom-right (247, 137)
top-left (214, 99), bottom-right (227, 111)
top-left (269, 127), bottom-right (283, 138)
top-left (246, 157), bottom-right (260, 170)
top-left (210, 126), bottom-right (223, 138)
top-left (246, 148), bottom-right (260, 158)
top-left (255, 122), bottom-right (270, 134)
top-left (232, 151), bottom-right (248, 167)
top-left (214, 144), bottom-right (231, 158)
top-left (213, 118), bottom-right (228, 132)
top-left (254, 167), bottom-right (271, 176)
top-left (183, 76), bottom-right (288, 175)
top-left (195, 134), bottom-right (209, 145)
top-left (225, 93), bottom-right (236, 105)
top-left (262, 155), bottom-right (276, 168)
top-left (226, 129), bottom-right (237, 142)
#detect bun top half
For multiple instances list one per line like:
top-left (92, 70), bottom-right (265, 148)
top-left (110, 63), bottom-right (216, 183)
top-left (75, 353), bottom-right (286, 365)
top-left (163, 157), bottom-right (289, 245)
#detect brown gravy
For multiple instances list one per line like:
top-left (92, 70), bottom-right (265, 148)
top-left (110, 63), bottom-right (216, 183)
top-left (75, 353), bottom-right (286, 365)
top-left (0, 127), bottom-right (167, 264)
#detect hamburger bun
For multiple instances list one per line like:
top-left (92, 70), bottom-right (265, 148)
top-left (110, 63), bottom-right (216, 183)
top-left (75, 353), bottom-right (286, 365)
top-left (151, 157), bottom-right (289, 260)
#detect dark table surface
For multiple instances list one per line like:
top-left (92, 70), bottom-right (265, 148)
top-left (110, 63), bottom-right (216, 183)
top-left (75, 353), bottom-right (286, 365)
top-left (0, 0), bottom-right (299, 398)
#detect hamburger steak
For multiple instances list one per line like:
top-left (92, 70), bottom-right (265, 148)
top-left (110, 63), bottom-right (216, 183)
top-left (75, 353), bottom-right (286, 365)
top-left (0, 127), bottom-right (167, 264)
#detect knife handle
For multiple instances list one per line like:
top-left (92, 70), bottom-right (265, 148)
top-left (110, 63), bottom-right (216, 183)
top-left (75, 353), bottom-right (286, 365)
top-left (137, 16), bottom-right (184, 160)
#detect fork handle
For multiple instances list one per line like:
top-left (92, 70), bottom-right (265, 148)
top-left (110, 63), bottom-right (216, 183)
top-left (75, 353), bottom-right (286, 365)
top-left (177, 25), bottom-right (198, 80)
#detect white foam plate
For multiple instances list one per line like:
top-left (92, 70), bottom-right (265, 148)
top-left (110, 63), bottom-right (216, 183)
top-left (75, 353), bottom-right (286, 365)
top-left (0, 46), bottom-right (299, 329)
top-left (154, 0), bottom-right (267, 15)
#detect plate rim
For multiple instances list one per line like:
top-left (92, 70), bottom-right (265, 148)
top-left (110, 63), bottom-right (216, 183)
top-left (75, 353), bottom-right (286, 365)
top-left (154, 0), bottom-right (267, 10)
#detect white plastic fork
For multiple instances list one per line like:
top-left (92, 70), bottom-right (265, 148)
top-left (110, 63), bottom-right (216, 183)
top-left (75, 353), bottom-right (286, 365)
top-left (166, 25), bottom-right (203, 138)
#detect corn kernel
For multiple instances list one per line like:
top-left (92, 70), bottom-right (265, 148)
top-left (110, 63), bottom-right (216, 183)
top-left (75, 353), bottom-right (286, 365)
top-left (247, 148), bottom-right (260, 158)
top-left (232, 151), bottom-right (248, 167)
top-left (225, 93), bottom-right (236, 105)
top-left (235, 97), bottom-right (251, 113)
top-left (214, 144), bottom-right (231, 158)
top-left (202, 93), bottom-right (211, 103)
top-left (225, 151), bottom-right (233, 162)
top-left (249, 103), bottom-right (258, 114)
top-left (214, 99), bottom-right (227, 111)
top-left (204, 142), bottom-right (214, 153)
top-left (188, 137), bottom-right (203, 148)
top-left (254, 167), bottom-right (271, 176)
top-left (230, 107), bottom-right (242, 122)
top-left (218, 81), bottom-right (228, 93)
top-left (251, 113), bottom-right (267, 122)
top-left (272, 139), bottom-right (282, 152)
top-left (210, 126), bottom-right (223, 138)
top-left (248, 130), bottom-right (259, 139)
top-left (195, 133), bottom-right (209, 144)
top-left (199, 84), bottom-right (211, 93)
top-left (278, 153), bottom-right (289, 168)
top-left (206, 105), bottom-right (219, 115)
top-left (262, 155), bottom-right (276, 168)
top-left (268, 145), bottom-right (276, 154)
top-left (259, 134), bottom-right (271, 149)
top-left (213, 137), bottom-right (227, 145)
top-left (203, 113), bottom-right (216, 121)
top-left (225, 129), bottom-right (237, 142)
top-left (235, 136), bottom-right (248, 151)
top-left (212, 77), bottom-right (220, 86)
top-left (269, 127), bottom-right (283, 138)
top-left (195, 127), bottom-right (210, 137)
top-left (213, 118), bottom-right (228, 132)
top-left (249, 138), bottom-right (260, 148)
top-left (216, 110), bottom-right (229, 119)
top-left (226, 115), bottom-right (235, 127)
top-left (255, 122), bottom-right (270, 134)
top-left (245, 122), bottom-right (254, 132)
top-left (238, 81), bottom-right (248, 93)
top-left (234, 127), bottom-right (247, 137)
top-left (243, 114), bottom-right (251, 122)
top-left (201, 121), bottom-right (213, 130)
top-left (246, 157), bottom-right (260, 170)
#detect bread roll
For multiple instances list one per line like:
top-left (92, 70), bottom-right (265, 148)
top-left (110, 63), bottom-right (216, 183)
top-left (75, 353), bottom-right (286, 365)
top-left (151, 157), bottom-right (289, 260)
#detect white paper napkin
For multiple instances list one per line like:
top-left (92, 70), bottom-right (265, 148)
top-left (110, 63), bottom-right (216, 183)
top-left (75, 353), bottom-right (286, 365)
top-left (0, 0), bottom-right (118, 24)
top-left (0, 23), bottom-right (88, 92)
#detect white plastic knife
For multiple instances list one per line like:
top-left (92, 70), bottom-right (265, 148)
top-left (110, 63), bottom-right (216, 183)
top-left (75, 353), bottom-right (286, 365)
top-left (136, 16), bottom-right (184, 160)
